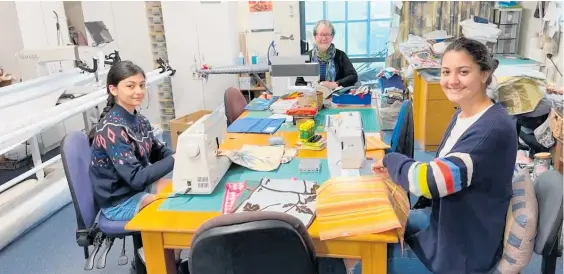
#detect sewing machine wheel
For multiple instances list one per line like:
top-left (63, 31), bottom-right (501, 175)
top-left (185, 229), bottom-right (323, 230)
top-left (183, 143), bottom-right (200, 158)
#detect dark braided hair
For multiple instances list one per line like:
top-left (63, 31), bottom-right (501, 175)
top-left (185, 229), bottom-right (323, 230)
top-left (442, 37), bottom-right (499, 86)
top-left (88, 61), bottom-right (146, 144)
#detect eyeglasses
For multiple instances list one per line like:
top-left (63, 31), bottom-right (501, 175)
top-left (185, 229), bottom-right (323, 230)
top-left (316, 33), bottom-right (333, 38)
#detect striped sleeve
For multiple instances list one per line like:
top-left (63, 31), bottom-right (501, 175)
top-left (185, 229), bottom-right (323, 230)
top-left (406, 152), bottom-right (474, 199)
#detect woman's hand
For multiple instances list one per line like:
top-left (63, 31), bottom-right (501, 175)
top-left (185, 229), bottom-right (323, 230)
top-left (371, 158), bottom-right (388, 175)
top-left (320, 81), bottom-right (339, 89)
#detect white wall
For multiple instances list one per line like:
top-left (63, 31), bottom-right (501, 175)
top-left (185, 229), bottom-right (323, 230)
top-left (79, 1), bottom-right (160, 123)
top-left (238, 1), bottom-right (301, 58)
top-left (162, 1), bottom-right (241, 117)
top-left (0, 1), bottom-right (23, 81)
top-left (519, 1), bottom-right (563, 86)
top-left (17, 2), bottom-right (71, 48)
top-left (0, 1), bottom-right (70, 81)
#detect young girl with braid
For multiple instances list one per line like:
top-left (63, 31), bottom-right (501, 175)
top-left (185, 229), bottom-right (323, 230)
top-left (89, 61), bottom-right (175, 222)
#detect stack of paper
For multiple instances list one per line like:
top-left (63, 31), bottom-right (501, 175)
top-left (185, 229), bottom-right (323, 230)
top-left (270, 99), bottom-right (298, 114)
top-left (316, 175), bottom-right (410, 243)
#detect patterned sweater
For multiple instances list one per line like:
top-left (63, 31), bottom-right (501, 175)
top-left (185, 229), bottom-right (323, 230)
top-left (89, 104), bottom-right (174, 209)
top-left (383, 103), bottom-right (517, 274)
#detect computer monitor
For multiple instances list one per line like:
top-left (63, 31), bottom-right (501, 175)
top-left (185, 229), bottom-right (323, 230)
top-left (84, 21), bottom-right (114, 46)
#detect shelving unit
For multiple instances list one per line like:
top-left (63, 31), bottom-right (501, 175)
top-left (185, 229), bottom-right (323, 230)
top-left (236, 32), bottom-right (271, 102)
top-left (492, 8), bottom-right (523, 54)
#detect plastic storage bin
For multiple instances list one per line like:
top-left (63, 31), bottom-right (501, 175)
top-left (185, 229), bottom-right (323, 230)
top-left (332, 92), bottom-right (372, 105)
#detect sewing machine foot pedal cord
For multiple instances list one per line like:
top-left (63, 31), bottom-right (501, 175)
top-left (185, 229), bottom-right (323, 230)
top-left (118, 238), bottom-right (129, 265)
top-left (96, 236), bottom-right (115, 269)
top-left (84, 232), bottom-right (104, 270)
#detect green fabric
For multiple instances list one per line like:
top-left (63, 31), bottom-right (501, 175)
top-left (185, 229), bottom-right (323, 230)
top-left (313, 107), bottom-right (379, 133)
top-left (159, 159), bottom-right (330, 212)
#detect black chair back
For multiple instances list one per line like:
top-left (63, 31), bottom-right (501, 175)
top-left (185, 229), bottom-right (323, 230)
top-left (188, 211), bottom-right (317, 274)
top-left (533, 170), bottom-right (563, 274)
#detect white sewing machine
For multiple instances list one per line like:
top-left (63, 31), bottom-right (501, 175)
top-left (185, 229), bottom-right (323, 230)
top-left (172, 106), bottom-right (232, 195)
top-left (326, 111), bottom-right (366, 171)
top-left (270, 55), bottom-right (320, 96)
top-left (16, 46), bottom-right (105, 81)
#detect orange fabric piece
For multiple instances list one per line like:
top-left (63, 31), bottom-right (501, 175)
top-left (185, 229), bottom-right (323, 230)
top-left (365, 134), bottom-right (391, 151)
top-left (316, 175), bottom-right (410, 246)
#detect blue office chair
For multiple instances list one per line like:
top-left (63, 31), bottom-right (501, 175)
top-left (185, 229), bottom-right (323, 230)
top-left (387, 100), bottom-right (414, 159)
top-left (181, 211), bottom-right (317, 274)
top-left (533, 170), bottom-right (563, 274)
top-left (61, 131), bottom-right (146, 273)
top-left (387, 100), bottom-right (416, 207)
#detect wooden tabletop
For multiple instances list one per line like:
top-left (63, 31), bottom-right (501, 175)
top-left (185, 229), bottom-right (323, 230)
top-left (126, 109), bottom-right (396, 244)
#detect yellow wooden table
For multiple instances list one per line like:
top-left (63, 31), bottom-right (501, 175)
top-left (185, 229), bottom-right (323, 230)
top-left (126, 110), bottom-right (394, 274)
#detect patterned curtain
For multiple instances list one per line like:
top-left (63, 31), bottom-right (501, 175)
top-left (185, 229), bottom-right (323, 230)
top-left (387, 1), bottom-right (496, 68)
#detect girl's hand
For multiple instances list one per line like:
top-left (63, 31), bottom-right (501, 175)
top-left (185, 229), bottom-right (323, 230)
top-left (371, 158), bottom-right (387, 175)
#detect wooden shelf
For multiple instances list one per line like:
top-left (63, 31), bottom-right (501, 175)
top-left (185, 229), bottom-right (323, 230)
top-left (240, 87), bottom-right (266, 91)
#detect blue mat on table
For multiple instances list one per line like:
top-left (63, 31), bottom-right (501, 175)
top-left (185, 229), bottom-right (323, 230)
top-left (245, 108), bottom-right (380, 133)
top-left (227, 117), bottom-right (285, 134)
top-left (245, 97), bottom-right (278, 111)
top-left (159, 158), bottom-right (330, 212)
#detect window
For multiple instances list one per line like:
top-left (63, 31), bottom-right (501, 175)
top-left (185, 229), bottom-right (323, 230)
top-left (299, 1), bottom-right (393, 86)
top-left (300, 1), bottom-right (392, 62)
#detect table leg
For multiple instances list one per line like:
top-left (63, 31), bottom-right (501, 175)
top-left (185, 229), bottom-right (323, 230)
top-left (141, 231), bottom-right (177, 274)
top-left (361, 243), bottom-right (387, 274)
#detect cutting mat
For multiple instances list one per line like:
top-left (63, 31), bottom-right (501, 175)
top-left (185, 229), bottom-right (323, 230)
top-left (159, 158), bottom-right (330, 212)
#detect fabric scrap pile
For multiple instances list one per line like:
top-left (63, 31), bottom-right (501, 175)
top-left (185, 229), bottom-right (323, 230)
top-left (459, 18), bottom-right (502, 45)
top-left (494, 70), bottom-right (548, 115)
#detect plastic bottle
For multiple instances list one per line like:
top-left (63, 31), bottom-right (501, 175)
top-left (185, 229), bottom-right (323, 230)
top-left (238, 52), bottom-right (245, 65)
top-left (251, 52), bottom-right (257, 65)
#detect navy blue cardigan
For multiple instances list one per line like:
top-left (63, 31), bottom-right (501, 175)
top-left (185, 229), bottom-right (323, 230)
top-left (89, 104), bottom-right (174, 209)
top-left (383, 103), bottom-right (517, 274)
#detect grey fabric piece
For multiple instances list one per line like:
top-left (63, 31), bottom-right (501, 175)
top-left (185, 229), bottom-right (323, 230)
top-left (533, 170), bottom-right (563, 255)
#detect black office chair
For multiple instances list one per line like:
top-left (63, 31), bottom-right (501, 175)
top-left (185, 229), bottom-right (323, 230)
top-left (533, 170), bottom-right (563, 274)
top-left (181, 211), bottom-right (317, 274)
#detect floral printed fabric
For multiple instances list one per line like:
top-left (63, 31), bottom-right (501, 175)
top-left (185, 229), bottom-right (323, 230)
top-left (219, 145), bottom-right (285, 171)
top-left (234, 178), bottom-right (318, 227)
top-left (281, 147), bottom-right (298, 163)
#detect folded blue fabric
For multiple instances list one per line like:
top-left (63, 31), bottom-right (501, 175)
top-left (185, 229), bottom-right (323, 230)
top-left (244, 97), bottom-right (279, 111)
top-left (227, 118), bottom-right (285, 134)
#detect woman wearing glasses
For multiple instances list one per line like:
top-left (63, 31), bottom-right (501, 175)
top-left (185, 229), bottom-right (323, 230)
top-left (296, 20), bottom-right (358, 89)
